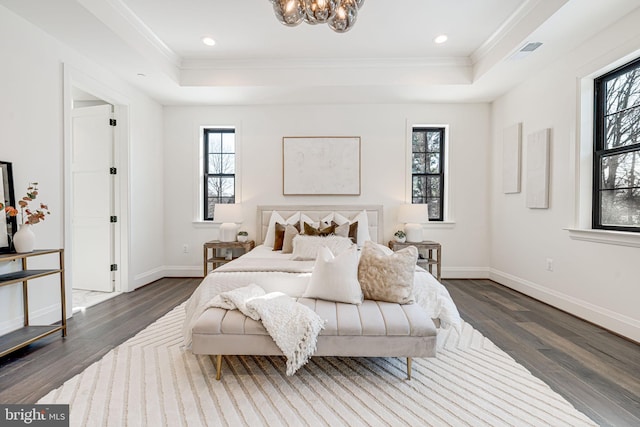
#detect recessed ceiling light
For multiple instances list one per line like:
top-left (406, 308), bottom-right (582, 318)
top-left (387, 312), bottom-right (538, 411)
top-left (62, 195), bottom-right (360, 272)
top-left (201, 36), bottom-right (216, 47)
top-left (434, 34), bottom-right (448, 44)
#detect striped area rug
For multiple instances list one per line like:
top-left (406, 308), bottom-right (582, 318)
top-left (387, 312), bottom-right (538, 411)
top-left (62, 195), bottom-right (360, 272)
top-left (39, 304), bottom-right (596, 427)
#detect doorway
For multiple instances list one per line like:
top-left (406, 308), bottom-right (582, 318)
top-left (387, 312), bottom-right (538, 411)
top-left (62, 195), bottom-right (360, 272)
top-left (65, 87), bottom-right (122, 313)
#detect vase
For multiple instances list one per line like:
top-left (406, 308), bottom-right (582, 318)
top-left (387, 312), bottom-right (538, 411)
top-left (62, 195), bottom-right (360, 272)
top-left (13, 224), bottom-right (36, 253)
top-left (237, 235), bottom-right (248, 242)
top-left (394, 236), bottom-right (406, 243)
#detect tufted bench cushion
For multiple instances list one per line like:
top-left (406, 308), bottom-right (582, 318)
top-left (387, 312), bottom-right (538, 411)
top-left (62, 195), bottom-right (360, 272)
top-left (191, 298), bottom-right (438, 379)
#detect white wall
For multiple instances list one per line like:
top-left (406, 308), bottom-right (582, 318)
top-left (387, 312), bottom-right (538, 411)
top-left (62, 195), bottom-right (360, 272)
top-left (0, 6), bottom-right (164, 335)
top-left (162, 103), bottom-right (491, 278)
top-left (490, 8), bottom-right (640, 342)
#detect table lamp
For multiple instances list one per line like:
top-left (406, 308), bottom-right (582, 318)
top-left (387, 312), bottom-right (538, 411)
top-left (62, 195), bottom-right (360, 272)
top-left (214, 204), bottom-right (243, 242)
top-left (398, 204), bottom-right (429, 243)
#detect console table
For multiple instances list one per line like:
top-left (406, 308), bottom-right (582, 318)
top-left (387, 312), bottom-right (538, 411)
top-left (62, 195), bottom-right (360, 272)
top-left (0, 249), bottom-right (66, 357)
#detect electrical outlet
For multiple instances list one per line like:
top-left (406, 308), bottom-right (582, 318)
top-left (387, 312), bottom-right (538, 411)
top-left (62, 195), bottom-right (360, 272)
top-left (183, 244), bottom-right (189, 253)
top-left (546, 258), bottom-right (553, 271)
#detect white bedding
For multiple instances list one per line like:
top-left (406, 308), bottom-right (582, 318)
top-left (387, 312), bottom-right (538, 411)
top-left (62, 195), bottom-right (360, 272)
top-left (183, 245), bottom-right (462, 347)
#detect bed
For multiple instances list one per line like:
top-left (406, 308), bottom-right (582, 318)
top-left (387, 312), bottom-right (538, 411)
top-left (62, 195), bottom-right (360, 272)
top-left (182, 205), bottom-right (461, 379)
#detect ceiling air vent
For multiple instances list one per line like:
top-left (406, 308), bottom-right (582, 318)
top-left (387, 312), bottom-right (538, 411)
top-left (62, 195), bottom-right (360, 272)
top-left (509, 42), bottom-right (543, 60)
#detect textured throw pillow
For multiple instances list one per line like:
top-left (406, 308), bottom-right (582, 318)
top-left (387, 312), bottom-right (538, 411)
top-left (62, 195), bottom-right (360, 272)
top-left (333, 210), bottom-right (370, 247)
top-left (291, 235), bottom-right (354, 260)
top-left (281, 224), bottom-right (299, 254)
top-left (358, 240), bottom-right (418, 304)
top-left (332, 220), bottom-right (357, 242)
top-left (332, 221), bottom-right (350, 238)
top-left (264, 211), bottom-right (300, 248)
top-left (303, 246), bottom-right (363, 305)
top-left (273, 222), bottom-right (301, 251)
top-left (303, 221), bottom-right (336, 236)
top-left (273, 222), bottom-right (286, 251)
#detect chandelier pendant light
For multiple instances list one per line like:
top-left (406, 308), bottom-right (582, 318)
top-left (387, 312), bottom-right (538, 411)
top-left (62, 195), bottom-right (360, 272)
top-left (269, 0), bottom-right (365, 33)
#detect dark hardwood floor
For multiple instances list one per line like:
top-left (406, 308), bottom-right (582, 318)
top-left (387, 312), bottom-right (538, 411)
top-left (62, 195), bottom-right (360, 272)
top-left (445, 279), bottom-right (640, 427)
top-left (0, 277), bottom-right (200, 404)
top-left (1, 277), bottom-right (638, 426)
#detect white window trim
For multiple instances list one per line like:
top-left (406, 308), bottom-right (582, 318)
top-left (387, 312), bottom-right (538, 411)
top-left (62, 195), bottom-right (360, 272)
top-left (193, 123), bottom-right (242, 224)
top-left (405, 121), bottom-right (455, 225)
top-left (570, 51), bottom-right (640, 247)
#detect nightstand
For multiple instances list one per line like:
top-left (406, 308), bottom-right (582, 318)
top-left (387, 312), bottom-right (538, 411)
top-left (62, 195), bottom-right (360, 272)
top-left (203, 240), bottom-right (255, 277)
top-left (388, 240), bottom-right (441, 281)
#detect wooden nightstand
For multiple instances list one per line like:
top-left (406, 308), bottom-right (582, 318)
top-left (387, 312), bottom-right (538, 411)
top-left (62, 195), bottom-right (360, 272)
top-left (203, 240), bottom-right (255, 277)
top-left (388, 240), bottom-right (441, 281)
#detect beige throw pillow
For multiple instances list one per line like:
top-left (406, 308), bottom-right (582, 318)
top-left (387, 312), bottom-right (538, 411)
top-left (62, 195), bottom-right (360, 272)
top-left (358, 240), bottom-right (418, 304)
top-left (281, 224), bottom-right (299, 253)
top-left (303, 245), bottom-right (363, 304)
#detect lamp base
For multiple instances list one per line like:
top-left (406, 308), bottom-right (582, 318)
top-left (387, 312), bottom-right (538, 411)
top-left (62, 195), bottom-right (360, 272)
top-left (220, 223), bottom-right (237, 242)
top-left (404, 223), bottom-right (423, 243)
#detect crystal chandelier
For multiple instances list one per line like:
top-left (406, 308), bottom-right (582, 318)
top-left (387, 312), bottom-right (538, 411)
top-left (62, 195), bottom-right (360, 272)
top-left (269, 0), bottom-right (365, 33)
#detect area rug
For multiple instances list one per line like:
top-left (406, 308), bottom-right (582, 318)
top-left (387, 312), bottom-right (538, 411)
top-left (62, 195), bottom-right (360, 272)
top-left (39, 304), bottom-right (596, 427)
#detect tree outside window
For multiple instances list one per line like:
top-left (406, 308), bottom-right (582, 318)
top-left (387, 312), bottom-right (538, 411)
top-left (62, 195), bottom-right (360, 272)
top-left (594, 58), bottom-right (640, 231)
top-left (204, 128), bottom-right (235, 220)
top-left (412, 127), bottom-right (445, 221)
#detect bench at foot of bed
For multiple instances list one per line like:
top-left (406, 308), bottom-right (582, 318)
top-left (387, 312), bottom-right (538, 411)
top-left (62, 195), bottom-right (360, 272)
top-left (192, 298), bottom-right (437, 380)
top-left (211, 354), bottom-right (416, 380)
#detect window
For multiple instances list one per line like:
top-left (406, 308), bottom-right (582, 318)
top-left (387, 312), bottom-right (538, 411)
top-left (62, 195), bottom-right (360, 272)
top-left (411, 127), bottom-right (445, 221)
top-left (203, 128), bottom-right (235, 221)
top-left (593, 57), bottom-right (640, 232)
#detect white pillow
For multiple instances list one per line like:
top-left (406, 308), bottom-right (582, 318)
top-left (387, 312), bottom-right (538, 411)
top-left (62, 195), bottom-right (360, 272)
top-left (333, 210), bottom-right (371, 247)
top-left (303, 245), bottom-right (363, 305)
top-left (291, 235), bottom-right (354, 260)
top-left (264, 211), bottom-right (300, 248)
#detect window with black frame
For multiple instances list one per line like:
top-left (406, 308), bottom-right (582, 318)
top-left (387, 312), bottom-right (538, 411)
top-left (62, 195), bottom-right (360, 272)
top-left (593, 57), bottom-right (640, 232)
top-left (411, 127), bottom-right (445, 221)
top-left (203, 128), bottom-right (235, 221)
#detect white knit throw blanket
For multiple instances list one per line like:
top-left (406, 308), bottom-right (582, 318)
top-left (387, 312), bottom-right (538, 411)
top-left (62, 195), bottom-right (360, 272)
top-left (211, 285), bottom-right (326, 375)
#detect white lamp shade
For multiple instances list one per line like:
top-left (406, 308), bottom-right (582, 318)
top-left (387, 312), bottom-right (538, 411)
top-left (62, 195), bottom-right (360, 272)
top-left (214, 204), bottom-right (243, 223)
top-left (398, 204), bottom-right (429, 243)
top-left (215, 204), bottom-right (242, 242)
top-left (398, 204), bottom-right (429, 224)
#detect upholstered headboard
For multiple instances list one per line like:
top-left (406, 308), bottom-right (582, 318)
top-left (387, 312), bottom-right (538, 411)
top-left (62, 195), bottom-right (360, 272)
top-left (256, 205), bottom-right (384, 245)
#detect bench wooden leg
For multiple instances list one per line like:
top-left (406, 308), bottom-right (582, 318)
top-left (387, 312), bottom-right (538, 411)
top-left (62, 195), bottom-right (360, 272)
top-left (407, 357), bottom-right (412, 380)
top-left (215, 355), bottom-right (222, 380)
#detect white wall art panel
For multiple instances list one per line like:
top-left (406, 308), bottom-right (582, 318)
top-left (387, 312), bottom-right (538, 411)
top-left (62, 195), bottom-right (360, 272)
top-left (502, 123), bottom-right (522, 194)
top-left (526, 128), bottom-right (550, 209)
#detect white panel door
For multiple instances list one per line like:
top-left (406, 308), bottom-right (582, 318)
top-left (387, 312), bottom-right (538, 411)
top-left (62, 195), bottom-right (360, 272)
top-left (71, 104), bottom-right (114, 292)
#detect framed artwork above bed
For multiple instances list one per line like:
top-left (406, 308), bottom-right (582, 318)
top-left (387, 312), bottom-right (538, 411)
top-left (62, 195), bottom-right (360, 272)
top-left (282, 136), bottom-right (361, 195)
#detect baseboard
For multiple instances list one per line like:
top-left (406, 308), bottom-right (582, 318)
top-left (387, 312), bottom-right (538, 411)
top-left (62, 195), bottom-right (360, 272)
top-left (132, 266), bottom-right (166, 290)
top-left (490, 268), bottom-right (640, 343)
top-left (442, 267), bottom-right (490, 279)
top-left (162, 265), bottom-right (202, 278)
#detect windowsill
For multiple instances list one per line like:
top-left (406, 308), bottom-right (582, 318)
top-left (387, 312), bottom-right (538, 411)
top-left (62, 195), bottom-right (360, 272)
top-left (192, 221), bottom-right (220, 228)
top-left (424, 221), bottom-right (456, 229)
top-left (565, 228), bottom-right (640, 248)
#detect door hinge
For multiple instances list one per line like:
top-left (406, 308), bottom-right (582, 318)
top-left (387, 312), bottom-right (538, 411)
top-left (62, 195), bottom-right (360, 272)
top-left (110, 216), bottom-right (118, 223)
top-left (110, 264), bottom-right (118, 271)
top-left (110, 167), bottom-right (117, 175)
top-left (109, 118), bottom-right (117, 126)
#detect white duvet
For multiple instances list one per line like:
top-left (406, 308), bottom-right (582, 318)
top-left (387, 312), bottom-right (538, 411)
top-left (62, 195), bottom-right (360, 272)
top-left (182, 244), bottom-right (462, 347)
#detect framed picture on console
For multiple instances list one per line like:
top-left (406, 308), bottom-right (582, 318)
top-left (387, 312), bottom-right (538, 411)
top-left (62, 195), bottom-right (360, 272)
top-left (282, 136), bottom-right (361, 195)
top-left (0, 160), bottom-right (17, 253)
